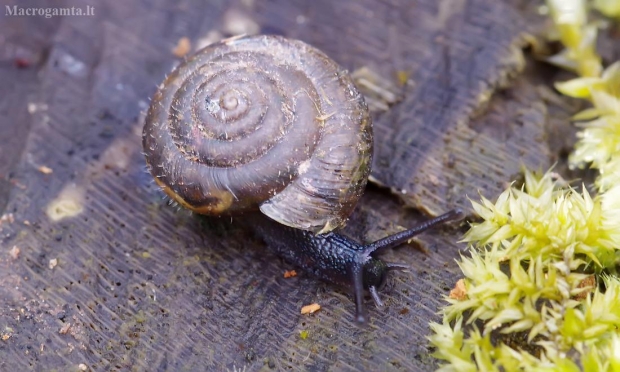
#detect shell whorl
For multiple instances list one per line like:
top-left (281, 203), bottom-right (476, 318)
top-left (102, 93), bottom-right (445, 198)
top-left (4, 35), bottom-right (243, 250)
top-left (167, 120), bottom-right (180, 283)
top-left (142, 35), bottom-right (372, 233)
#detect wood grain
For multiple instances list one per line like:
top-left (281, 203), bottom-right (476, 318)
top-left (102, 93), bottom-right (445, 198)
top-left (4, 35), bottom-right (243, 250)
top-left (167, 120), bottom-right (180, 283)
top-left (2, 0), bottom-right (614, 370)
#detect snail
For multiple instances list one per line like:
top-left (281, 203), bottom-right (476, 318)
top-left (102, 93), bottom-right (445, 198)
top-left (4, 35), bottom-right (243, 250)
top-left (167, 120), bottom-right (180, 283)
top-left (142, 35), bottom-right (461, 323)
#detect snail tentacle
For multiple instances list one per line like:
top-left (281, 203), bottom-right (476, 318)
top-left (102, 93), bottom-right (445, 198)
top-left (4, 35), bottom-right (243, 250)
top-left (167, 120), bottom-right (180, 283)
top-left (362, 209), bottom-right (464, 255)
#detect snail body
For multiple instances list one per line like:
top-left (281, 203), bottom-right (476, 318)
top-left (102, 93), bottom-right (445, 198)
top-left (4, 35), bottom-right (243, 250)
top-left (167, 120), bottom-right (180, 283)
top-left (248, 210), bottom-right (460, 323)
top-left (143, 35), bottom-right (460, 322)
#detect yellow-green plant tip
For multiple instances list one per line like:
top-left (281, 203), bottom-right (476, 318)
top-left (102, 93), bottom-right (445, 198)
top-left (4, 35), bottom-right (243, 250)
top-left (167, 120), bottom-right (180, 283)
top-left (546, 50), bottom-right (581, 73)
top-left (555, 77), bottom-right (602, 98)
top-left (547, 0), bottom-right (587, 29)
top-left (551, 358), bottom-right (583, 372)
top-left (580, 344), bottom-right (606, 372)
top-left (561, 307), bottom-right (586, 339)
top-left (572, 107), bottom-right (603, 121)
top-left (591, 90), bottom-right (620, 114)
top-left (602, 61), bottom-right (620, 84)
top-left (595, 152), bottom-right (620, 191)
top-left (601, 184), bottom-right (620, 214)
top-left (500, 318), bottom-right (534, 334)
top-left (594, 0), bottom-right (620, 17)
top-left (609, 334), bottom-right (620, 370)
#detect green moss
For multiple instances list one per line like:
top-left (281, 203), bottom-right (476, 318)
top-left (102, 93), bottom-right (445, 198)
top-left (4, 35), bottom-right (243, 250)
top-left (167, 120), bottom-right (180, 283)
top-left (429, 1), bottom-right (620, 369)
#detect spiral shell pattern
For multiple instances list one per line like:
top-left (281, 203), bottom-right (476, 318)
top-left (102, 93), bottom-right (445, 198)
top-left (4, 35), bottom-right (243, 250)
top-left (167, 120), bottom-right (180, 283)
top-left (143, 35), bottom-right (372, 233)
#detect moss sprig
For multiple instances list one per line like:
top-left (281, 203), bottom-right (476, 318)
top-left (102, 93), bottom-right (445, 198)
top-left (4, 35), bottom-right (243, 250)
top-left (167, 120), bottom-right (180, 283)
top-left (547, 0), bottom-right (620, 191)
top-left (431, 272), bottom-right (620, 371)
top-left (557, 62), bottom-right (620, 190)
top-left (463, 170), bottom-right (620, 268)
top-left (430, 171), bottom-right (620, 370)
top-left (546, 0), bottom-right (602, 77)
top-left (429, 1), bottom-right (620, 368)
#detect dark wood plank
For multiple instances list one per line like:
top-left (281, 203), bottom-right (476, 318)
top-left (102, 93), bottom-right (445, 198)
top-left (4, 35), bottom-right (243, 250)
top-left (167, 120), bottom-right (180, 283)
top-left (1, 0), bottom-right (612, 370)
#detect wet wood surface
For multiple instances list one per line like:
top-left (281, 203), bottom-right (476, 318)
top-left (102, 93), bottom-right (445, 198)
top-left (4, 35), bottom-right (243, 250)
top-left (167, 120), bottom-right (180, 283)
top-left (1, 0), bottom-right (608, 370)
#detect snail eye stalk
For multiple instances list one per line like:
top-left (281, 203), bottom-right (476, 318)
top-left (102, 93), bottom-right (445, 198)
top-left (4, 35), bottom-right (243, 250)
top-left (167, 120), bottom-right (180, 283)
top-left (362, 209), bottom-right (463, 256)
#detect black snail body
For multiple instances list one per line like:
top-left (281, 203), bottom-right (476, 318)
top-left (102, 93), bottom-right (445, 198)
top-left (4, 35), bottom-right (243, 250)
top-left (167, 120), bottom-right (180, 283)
top-left (142, 35), bottom-right (461, 323)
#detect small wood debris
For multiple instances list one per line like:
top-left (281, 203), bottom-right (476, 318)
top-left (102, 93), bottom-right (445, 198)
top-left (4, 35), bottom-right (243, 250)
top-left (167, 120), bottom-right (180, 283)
top-left (0, 214), bottom-right (14, 233)
top-left (10, 179), bottom-right (27, 189)
top-left (46, 184), bottom-right (85, 221)
top-left (351, 67), bottom-right (403, 112)
top-left (283, 270), bottom-right (297, 278)
top-left (49, 258), bottom-right (58, 270)
top-left (9, 246), bottom-right (20, 260)
top-left (14, 58), bottom-right (30, 68)
top-left (301, 303), bottom-right (321, 315)
top-left (172, 37), bottom-right (191, 58)
top-left (449, 279), bottom-right (467, 300)
top-left (0, 213), bottom-right (14, 224)
top-left (1, 333), bottom-right (11, 341)
top-left (574, 275), bottom-right (596, 301)
top-left (59, 323), bottom-right (71, 334)
top-left (38, 165), bottom-right (53, 174)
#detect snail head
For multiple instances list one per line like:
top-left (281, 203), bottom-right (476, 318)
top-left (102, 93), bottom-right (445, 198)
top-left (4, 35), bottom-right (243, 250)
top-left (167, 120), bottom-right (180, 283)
top-left (351, 209), bottom-right (463, 323)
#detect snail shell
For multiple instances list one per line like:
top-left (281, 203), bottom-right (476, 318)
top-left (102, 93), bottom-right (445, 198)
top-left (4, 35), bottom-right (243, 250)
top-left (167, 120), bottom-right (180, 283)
top-left (143, 35), bottom-right (372, 233)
